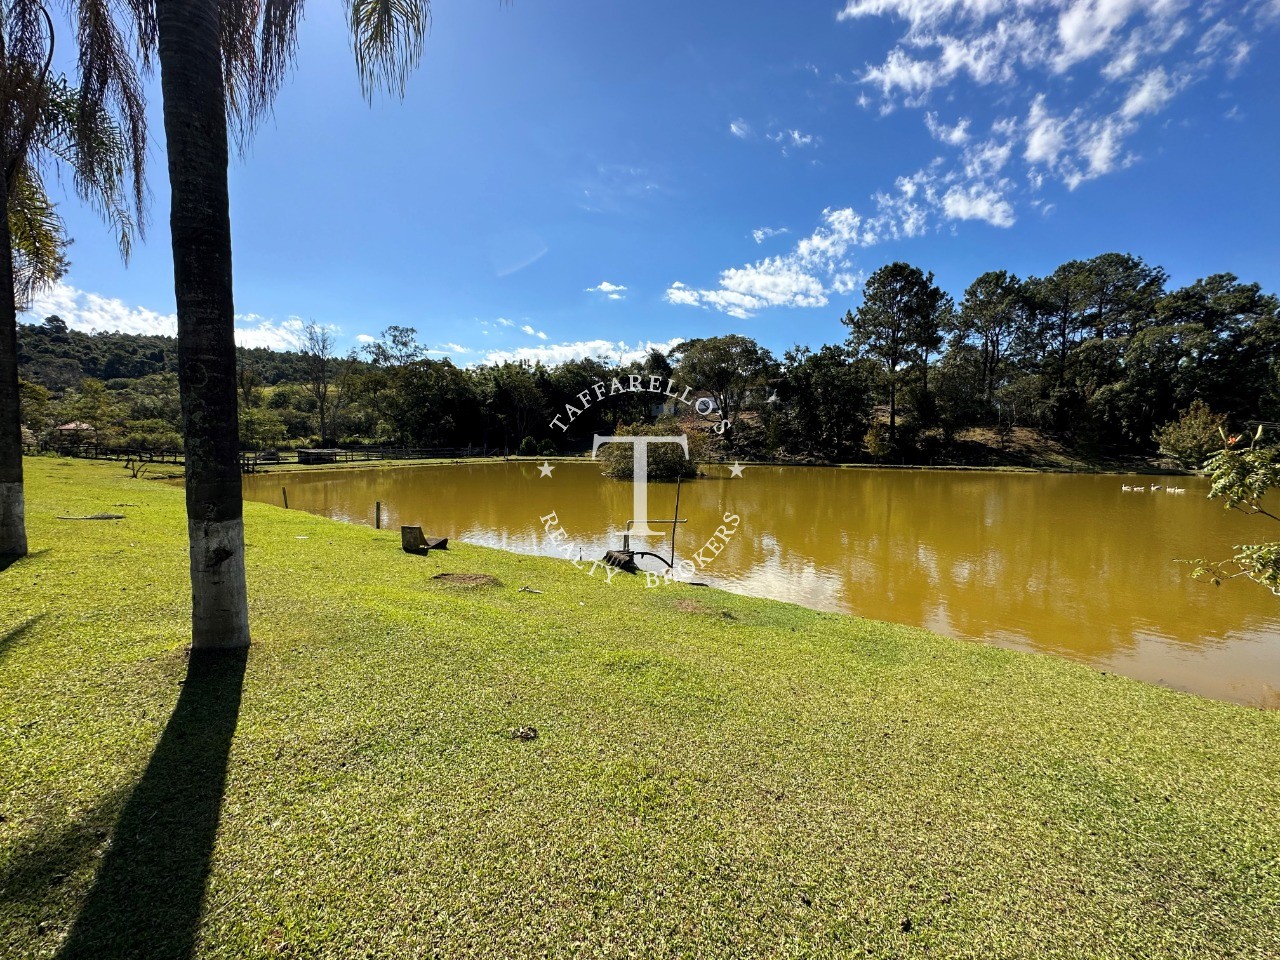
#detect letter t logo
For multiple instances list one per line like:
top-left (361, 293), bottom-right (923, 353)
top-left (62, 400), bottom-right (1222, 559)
top-left (592, 434), bottom-right (689, 537)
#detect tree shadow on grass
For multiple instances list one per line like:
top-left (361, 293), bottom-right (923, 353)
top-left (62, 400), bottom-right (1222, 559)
top-left (0, 548), bottom-right (49, 574)
top-left (0, 615), bottom-right (44, 669)
top-left (56, 648), bottom-right (248, 959)
top-left (0, 790), bottom-right (126, 948)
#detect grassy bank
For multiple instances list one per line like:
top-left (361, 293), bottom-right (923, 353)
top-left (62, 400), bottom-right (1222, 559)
top-left (2, 458), bottom-right (1276, 959)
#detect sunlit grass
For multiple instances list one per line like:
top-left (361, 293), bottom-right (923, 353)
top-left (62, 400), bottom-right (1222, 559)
top-left (2, 457), bottom-right (1277, 958)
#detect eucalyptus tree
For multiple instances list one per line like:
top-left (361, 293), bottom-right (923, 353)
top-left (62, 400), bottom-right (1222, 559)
top-left (47, 0), bottom-right (436, 648)
top-left (1, 6), bottom-right (145, 560)
top-left (361, 324), bottom-right (428, 443)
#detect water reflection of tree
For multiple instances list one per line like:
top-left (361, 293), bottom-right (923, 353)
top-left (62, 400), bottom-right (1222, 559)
top-left (245, 465), bottom-right (1280, 688)
top-left (720, 469), bottom-right (1277, 663)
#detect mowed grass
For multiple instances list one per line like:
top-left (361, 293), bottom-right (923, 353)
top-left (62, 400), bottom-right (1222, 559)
top-left (2, 458), bottom-right (1278, 959)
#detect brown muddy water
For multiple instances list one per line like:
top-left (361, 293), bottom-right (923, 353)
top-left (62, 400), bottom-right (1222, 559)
top-left (244, 461), bottom-right (1280, 707)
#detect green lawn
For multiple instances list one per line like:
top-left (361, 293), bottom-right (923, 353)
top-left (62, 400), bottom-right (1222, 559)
top-left (2, 457), bottom-right (1277, 959)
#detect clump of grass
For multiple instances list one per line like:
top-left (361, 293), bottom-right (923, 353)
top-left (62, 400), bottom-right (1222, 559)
top-left (1, 457), bottom-right (1277, 959)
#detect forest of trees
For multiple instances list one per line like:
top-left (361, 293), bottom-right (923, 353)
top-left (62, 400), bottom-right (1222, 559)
top-left (16, 252), bottom-right (1280, 468)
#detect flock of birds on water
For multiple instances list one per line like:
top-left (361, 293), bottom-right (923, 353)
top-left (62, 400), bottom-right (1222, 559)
top-left (1122, 483), bottom-right (1186, 493)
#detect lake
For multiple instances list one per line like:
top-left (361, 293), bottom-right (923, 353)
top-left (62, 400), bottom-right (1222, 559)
top-left (244, 461), bottom-right (1280, 707)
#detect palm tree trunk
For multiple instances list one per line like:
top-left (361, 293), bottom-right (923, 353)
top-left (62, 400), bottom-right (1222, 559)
top-left (0, 173), bottom-right (28, 560)
top-left (155, 0), bottom-right (249, 649)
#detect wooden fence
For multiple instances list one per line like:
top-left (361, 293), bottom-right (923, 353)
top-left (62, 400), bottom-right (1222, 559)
top-left (22, 442), bottom-right (493, 474)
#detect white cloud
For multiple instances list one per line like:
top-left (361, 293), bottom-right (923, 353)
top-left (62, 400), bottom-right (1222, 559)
top-left (233, 316), bottom-right (308, 351)
top-left (925, 111), bottom-right (972, 144)
top-left (1120, 67), bottom-right (1177, 119)
top-left (520, 324), bottom-right (548, 340)
top-left (667, 206), bottom-right (888, 319)
top-left (1052, 0), bottom-right (1171, 71)
top-left (729, 119), bottom-right (752, 138)
top-left (831, 272), bottom-right (864, 295)
top-left (1072, 115), bottom-right (1135, 186)
top-left (667, 266), bottom-right (824, 321)
top-left (962, 135), bottom-right (1012, 179)
top-left (941, 182), bottom-right (1015, 226)
top-left (1195, 20), bottom-right (1235, 59)
top-left (483, 338), bottom-right (685, 367)
top-left (860, 17), bottom-right (1048, 102)
top-left (586, 281), bottom-right (628, 301)
top-left (665, 0), bottom-right (1278, 321)
top-left (23, 281), bottom-right (307, 350)
top-left (838, 1), bottom-right (1012, 28)
top-left (768, 129), bottom-right (820, 153)
top-left (25, 282), bottom-right (176, 338)
top-left (671, 159), bottom-right (1026, 319)
top-left (665, 282), bottom-right (700, 307)
top-left (841, 0), bottom-right (1271, 219)
top-left (863, 47), bottom-right (943, 99)
top-left (1023, 94), bottom-right (1068, 166)
top-left (868, 171), bottom-right (935, 240)
top-left (1227, 40), bottom-right (1251, 75)
top-left (751, 226), bottom-right (790, 243)
top-left (355, 334), bottom-right (377, 344)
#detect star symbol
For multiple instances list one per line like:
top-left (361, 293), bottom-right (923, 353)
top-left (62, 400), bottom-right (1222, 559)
top-left (538, 461), bottom-right (555, 478)
top-left (729, 462), bottom-right (745, 478)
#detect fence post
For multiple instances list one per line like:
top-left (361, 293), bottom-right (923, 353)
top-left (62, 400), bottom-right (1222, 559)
top-left (282, 487), bottom-right (289, 510)
top-left (375, 501), bottom-right (381, 529)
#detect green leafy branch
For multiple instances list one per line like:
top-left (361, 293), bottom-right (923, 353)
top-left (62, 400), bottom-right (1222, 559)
top-left (1185, 426), bottom-right (1280, 595)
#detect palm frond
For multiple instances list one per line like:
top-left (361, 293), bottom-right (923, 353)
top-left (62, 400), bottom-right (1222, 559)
top-left (0, 2), bottom-right (55, 174)
top-left (346, 0), bottom-right (431, 101)
top-left (220, 0), bottom-right (306, 146)
top-left (69, 0), bottom-right (148, 226)
top-left (7, 161), bottom-right (69, 309)
top-left (259, 0), bottom-right (305, 97)
top-left (220, 0), bottom-right (262, 140)
top-left (29, 72), bottom-right (138, 261)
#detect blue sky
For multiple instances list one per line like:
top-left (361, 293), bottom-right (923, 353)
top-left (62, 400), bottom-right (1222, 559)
top-left (28, 0), bottom-right (1280, 365)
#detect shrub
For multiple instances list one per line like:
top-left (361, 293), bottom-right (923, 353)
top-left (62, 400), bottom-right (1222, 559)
top-left (863, 423), bottom-right (891, 461)
top-left (120, 419), bottom-right (183, 451)
top-left (518, 436), bottom-right (539, 456)
top-left (538, 438), bottom-right (557, 456)
top-left (1154, 400), bottom-right (1227, 469)
top-left (597, 419), bottom-right (700, 480)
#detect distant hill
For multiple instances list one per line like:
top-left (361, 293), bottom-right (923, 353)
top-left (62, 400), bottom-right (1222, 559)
top-left (17, 315), bottom-right (317, 391)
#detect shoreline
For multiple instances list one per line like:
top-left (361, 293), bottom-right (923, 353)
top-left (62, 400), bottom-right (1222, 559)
top-left (217, 452), bottom-right (1194, 480)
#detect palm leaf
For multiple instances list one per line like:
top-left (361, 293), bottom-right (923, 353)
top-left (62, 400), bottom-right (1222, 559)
top-left (347, 0), bottom-right (431, 100)
top-left (7, 162), bottom-right (69, 309)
